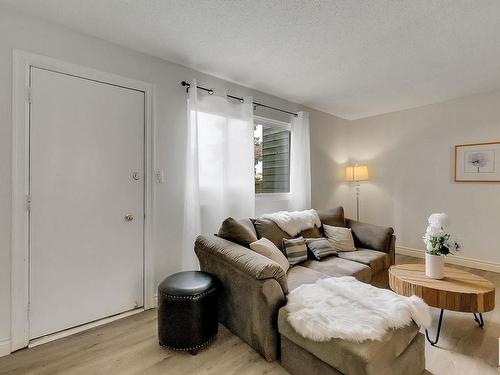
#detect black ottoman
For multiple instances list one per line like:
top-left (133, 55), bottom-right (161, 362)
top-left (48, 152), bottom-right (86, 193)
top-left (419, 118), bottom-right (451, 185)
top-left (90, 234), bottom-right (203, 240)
top-left (158, 271), bottom-right (219, 354)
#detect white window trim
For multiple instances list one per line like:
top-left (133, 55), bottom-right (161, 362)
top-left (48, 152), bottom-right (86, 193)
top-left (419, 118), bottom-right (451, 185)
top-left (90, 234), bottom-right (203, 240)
top-left (254, 116), bottom-right (291, 198)
top-left (255, 192), bottom-right (292, 200)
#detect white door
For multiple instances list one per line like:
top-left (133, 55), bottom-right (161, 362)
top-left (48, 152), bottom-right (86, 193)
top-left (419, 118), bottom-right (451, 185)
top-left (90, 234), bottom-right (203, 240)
top-left (29, 67), bottom-right (144, 339)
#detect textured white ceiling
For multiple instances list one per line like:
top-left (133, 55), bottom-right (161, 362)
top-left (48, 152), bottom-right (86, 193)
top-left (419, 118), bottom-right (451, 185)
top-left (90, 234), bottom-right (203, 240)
top-left (3, 0), bottom-right (500, 119)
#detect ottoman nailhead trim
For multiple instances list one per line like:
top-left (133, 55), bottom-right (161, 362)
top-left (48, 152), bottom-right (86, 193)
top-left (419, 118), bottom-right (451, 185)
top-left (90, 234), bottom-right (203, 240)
top-left (162, 336), bottom-right (215, 352)
top-left (159, 287), bottom-right (217, 300)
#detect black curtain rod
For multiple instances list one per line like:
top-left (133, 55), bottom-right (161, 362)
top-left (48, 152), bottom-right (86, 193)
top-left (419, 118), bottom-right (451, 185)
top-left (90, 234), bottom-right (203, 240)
top-left (181, 81), bottom-right (298, 117)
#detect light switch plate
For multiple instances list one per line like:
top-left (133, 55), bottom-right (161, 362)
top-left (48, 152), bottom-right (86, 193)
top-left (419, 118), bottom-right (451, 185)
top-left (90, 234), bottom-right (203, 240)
top-left (155, 169), bottom-right (164, 184)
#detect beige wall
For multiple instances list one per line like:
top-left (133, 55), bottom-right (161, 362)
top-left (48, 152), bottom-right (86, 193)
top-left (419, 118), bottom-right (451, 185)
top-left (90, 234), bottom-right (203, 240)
top-left (312, 91), bottom-right (500, 265)
top-left (0, 8), bottom-right (341, 348)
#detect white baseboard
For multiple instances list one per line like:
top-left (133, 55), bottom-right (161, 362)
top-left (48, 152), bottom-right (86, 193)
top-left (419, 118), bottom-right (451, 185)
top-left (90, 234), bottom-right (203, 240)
top-left (396, 246), bottom-right (500, 273)
top-left (0, 338), bottom-right (11, 357)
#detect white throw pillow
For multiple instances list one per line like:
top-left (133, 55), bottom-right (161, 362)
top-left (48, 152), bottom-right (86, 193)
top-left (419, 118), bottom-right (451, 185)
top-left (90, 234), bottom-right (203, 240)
top-left (323, 224), bottom-right (356, 252)
top-left (250, 237), bottom-right (290, 273)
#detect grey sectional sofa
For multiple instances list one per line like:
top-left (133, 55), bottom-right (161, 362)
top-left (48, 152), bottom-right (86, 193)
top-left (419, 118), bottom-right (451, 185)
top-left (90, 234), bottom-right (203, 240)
top-left (194, 207), bottom-right (397, 362)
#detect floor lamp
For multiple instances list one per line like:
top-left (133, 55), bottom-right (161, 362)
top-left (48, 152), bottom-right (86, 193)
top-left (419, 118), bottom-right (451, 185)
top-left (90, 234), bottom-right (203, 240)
top-left (345, 165), bottom-right (369, 221)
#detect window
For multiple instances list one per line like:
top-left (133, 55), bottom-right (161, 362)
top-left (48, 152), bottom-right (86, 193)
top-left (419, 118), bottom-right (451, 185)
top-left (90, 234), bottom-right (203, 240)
top-left (254, 117), bottom-right (291, 194)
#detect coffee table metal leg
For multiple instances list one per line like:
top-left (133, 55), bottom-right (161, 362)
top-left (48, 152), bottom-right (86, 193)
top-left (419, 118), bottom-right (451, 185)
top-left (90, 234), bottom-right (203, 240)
top-left (425, 309), bottom-right (444, 346)
top-left (473, 313), bottom-right (484, 328)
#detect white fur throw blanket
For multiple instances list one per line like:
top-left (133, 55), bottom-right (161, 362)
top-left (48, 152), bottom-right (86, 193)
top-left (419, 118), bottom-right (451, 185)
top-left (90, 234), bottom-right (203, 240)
top-left (286, 277), bottom-right (431, 342)
top-left (261, 209), bottom-right (321, 236)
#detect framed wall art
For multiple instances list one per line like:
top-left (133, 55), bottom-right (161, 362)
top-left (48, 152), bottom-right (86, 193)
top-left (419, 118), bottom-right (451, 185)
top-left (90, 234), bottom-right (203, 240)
top-left (455, 141), bottom-right (500, 182)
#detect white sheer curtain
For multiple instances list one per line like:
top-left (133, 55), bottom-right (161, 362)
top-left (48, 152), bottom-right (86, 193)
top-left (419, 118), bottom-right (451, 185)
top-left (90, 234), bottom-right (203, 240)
top-left (289, 111), bottom-right (311, 211)
top-left (182, 80), bottom-right (201, 270)
top-left (182, 80), bottom-right (255, 269)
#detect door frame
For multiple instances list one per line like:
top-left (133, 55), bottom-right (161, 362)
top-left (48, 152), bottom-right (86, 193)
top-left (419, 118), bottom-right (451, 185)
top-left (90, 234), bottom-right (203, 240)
top-left (11, 50), bottom-right (156, 351)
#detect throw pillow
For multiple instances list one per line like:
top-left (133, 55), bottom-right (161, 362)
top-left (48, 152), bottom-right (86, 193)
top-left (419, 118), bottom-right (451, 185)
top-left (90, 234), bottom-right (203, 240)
top-left (252, 218), bottom-right (292, 252)
top-left (305, 238), bottom-right (337, 260)
top-left (218, 217), bottom-right (258, 248)
top-left (282, 237), bottom-right (308, 265)
top-left (238, 218), bottom-right (258, 238)
top-left (323, 224), bottom-right (356, 252)
top-left (318, 206), bottom-right (346, 228)
top-left (250, 237), bottom-right (290, 273)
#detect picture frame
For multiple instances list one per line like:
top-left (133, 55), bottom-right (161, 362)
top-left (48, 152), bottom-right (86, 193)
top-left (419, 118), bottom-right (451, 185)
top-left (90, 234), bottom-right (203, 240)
top-left (455, 141), bottom-right (500, 182)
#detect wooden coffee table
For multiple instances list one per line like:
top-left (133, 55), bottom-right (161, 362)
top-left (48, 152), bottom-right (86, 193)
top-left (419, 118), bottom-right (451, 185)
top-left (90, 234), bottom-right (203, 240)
top-left (389, 263), bottom-right (495, 346)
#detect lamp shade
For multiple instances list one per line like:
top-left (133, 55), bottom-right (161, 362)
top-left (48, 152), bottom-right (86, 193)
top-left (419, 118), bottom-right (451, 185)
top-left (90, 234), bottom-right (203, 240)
top-left (345, 165), bottom-right (369, 182)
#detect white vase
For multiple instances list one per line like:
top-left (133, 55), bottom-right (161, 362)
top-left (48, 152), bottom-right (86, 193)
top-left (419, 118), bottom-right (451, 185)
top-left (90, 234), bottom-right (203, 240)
top-left (425, 253), bottom-right (445, 279)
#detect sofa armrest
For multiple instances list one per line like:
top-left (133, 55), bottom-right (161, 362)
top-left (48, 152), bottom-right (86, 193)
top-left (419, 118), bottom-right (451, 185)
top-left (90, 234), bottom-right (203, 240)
top-left (346, 219), bottom-right (395, 260)
top-left (388, 234), bottom-right (396, 265)
top-left (195, 235), bottom-right (288, 293)
top-left (195, 235), bottom-right (286, 361)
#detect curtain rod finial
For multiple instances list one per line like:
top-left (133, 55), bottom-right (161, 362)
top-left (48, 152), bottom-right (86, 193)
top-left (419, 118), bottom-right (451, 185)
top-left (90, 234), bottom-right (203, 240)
top-left (181, 80), bottom-right (190, 93)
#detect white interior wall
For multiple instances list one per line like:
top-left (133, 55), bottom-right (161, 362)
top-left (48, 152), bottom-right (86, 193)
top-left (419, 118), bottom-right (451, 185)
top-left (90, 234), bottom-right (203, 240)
top-left (0, 8), bottom-right (341, 350)
top-left (312, 91), bottom-right (500, 266)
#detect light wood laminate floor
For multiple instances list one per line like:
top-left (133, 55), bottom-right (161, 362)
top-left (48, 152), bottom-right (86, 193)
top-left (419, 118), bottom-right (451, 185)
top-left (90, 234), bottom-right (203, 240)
top-left (0, 254), bottom-right (499, 375)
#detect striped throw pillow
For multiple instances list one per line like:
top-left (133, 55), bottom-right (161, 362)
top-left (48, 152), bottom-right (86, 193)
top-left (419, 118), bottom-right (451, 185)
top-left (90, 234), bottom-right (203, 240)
top-left (283, 237), bottom-right (308, 265)
top-left (305, 238), bottom-right (337, 260)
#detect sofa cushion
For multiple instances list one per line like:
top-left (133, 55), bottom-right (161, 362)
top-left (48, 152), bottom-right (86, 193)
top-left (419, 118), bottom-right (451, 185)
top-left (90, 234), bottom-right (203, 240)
top-left (250, 237), bottom-right (290, 273)
top-left (283, 237), bottom-right (308, 265)
top-left (346, 219), bottom-right (394, 252)
top-left (217, 217), bottom-right (258, 248)
top-left (305, 238), bottom-right (337, 260)
top-left (337, 249), bottom-right (390, 274)
top-left (253, 218), bottom-right (292, 252)
top-left (300, 225), bottom-right (322, 239)
top-left (318, 206), bottom-right (346, 228)
top-left (278, 307), bottom-right (421, 375)
top-left (301, 257), bottom-right (371, 283)
top-left (286, 266), bottom-right (328, 293)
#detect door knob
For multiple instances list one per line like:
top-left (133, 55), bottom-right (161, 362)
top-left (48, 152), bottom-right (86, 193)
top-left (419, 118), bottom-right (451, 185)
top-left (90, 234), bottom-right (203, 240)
top-left (124, 213), bottom-right (134, 221)
top-left (131, 171), bottom-right (141, 181)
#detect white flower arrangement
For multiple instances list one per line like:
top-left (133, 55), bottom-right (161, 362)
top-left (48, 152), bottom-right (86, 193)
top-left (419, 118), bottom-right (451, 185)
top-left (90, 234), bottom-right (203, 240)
top-left (423, 213), bottom-right (460, 256)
